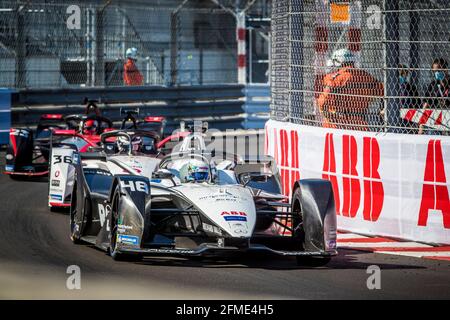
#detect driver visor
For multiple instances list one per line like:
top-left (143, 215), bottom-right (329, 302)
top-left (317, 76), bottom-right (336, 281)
top-left (193, 171), bottom-right (208, 181)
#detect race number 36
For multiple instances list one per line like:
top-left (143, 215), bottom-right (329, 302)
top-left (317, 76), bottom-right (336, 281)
top-left (53, 155), bottom-right (72, 165)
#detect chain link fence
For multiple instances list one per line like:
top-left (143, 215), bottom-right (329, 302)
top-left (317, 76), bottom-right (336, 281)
top-left (271, 0), bottom-right (450, 134)
top-left (171, 7), bottom-right (237, 85)
top-left (0, 0), bottom-right (239, 89)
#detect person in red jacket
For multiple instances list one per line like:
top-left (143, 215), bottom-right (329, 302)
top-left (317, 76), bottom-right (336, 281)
top-left (123, 47), bottom-right (144, 86)
top-left (315, 49), bottom-right (384, 130)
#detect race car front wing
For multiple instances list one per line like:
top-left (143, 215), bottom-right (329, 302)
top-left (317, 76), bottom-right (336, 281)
top-left (116, 242), bottom-right (337, 257)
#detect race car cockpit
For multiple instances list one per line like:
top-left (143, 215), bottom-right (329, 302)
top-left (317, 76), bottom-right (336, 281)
top-left (101, 130), bottom-right (159, 156)
top-left (158, 153), bottom-right (214, 184)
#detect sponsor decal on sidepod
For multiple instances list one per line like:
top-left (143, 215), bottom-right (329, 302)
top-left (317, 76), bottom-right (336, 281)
top-left (50, 194), bottom-right (63, 201)
top-left (117, 234), bottom-right (139, 245)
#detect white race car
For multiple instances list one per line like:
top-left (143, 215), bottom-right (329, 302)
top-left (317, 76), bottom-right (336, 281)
top-left (50, 129), bottom-right (337, 266)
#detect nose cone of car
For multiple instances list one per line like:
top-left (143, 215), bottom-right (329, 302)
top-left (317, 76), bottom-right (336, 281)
top-left (176, 184), bottom-right (256, 238)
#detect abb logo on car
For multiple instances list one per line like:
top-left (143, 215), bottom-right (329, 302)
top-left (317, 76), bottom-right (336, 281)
top-left (221, 211), bottom-right (247, 216)
top-left (265, 120), bottom-right (450, 244)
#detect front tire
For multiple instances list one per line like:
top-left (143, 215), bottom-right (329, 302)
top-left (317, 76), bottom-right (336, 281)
top-left (292, 187), bottom-right (331, 267)
top-left (109, 186), bottom-right (142, 262)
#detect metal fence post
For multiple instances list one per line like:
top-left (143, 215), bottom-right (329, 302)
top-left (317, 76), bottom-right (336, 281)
top-left (170, 11), bottom-right (178, 86)
top-left (410, 8), bottom-right (420, 90)
top-left (15, 6), bottom-right (26, 88)
top-left (384, 0), bottom-right (400, 133)
top-left (95, 8), bottom-right (105, 87)
top-left (170, 0), bottom-right (190, 86)
top-left (86, 7), bottom-right (96, 87)
top-left (236, 11), bottom-right (247, 84)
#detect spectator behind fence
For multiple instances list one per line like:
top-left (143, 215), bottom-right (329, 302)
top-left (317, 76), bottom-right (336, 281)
top-left (419, 58), bottom-right (450, 134)
top-left (316, 49), bottom-right (384, 131)
top-left (123, 47), bottom-right (144, 86)
top-left (396, 64), bottom-right (420, 133)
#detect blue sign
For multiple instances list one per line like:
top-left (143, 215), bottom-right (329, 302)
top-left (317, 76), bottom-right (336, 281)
top-left (0, 89), bottom-right (11, 145)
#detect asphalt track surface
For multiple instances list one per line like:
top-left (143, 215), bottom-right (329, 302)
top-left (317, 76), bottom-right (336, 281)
top-left (0, 155), bottom-right (449, 299)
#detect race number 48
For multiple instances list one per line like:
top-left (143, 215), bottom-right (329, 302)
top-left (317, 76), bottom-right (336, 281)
top-left (120, 180), bottom-right (149, 194)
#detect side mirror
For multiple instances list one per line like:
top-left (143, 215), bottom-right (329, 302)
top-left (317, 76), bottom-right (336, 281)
top-left (152, 170), bottom-right (174, 180)
top-left (239, 172), bottom-right (272, 186)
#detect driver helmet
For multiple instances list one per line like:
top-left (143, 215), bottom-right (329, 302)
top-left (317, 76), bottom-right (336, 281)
top-left (83, 119), bottom-right (98, 135)
top-left (131, 136), bottom-right (143, 152)
top-left (116, 136), bottom-right (130, 153)
top-left (179, 159), bottom-right (209, 183)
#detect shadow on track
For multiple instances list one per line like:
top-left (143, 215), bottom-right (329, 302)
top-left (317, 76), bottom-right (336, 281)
top-left (6, 175), bottom-right (48, 183)
top-left (117, 250), bottom-right (427, 271)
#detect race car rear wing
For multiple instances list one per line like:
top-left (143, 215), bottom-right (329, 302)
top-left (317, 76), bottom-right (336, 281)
top-left (144, 116), bottom-right (165, 123)
top-left (52, 129), bottom-right (77, 136)
top-left (41, 114), bottom-right (64, 120)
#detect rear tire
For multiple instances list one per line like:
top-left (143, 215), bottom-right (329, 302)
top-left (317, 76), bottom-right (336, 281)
top-left (109, 186), bottom-right (142, 262)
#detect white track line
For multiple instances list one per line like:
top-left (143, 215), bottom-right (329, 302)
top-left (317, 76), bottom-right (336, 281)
top-left (336, 233), bottom-right (370, 239)
top-left (338, 242), bottom-right (432, 249)
top-left (336, 233), bottom-right (450, 261)
top-left (377, 251), bottom-right (450, 258)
